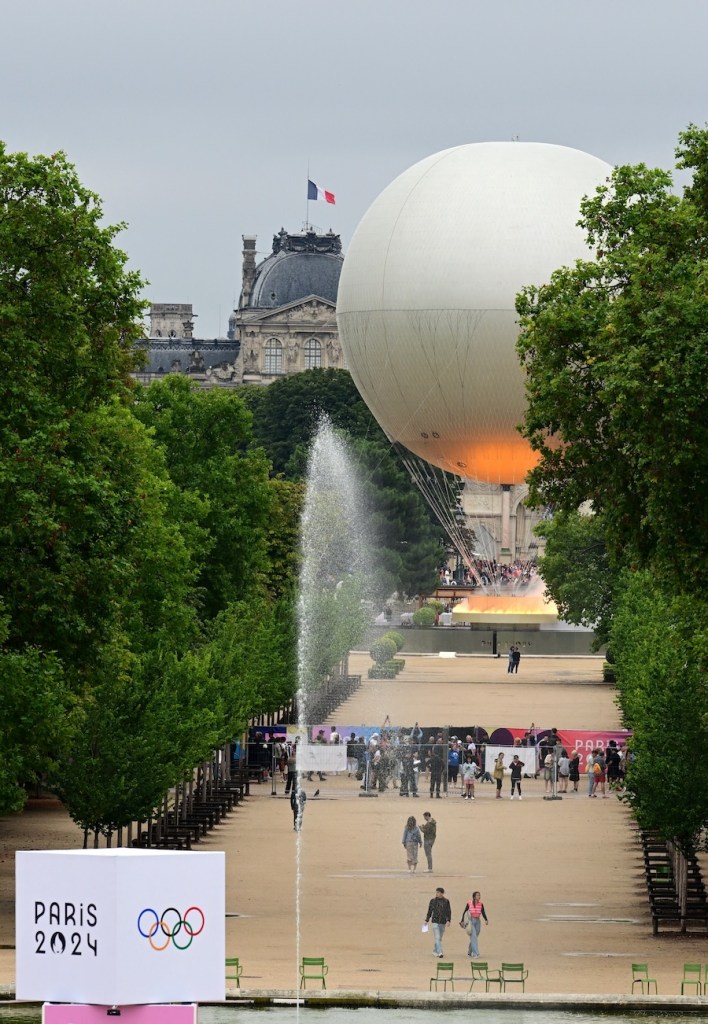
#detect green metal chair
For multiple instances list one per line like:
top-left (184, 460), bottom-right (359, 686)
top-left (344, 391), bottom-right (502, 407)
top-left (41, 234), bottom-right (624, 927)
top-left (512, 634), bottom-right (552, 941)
top-left (300, 956), bottom-right (328, 989)
top-left (500, 962), bottom-right (528, 991)
top-left (429, 961), bottom-right (455, 991)
top-left (631, 963), bottom-right (658, 994)
top-left (680, 963), bottom-right (702, 995)
top-left (225, 957), bottom-right (243, 989)
top-left (468, 961), bottom-right (501, 993)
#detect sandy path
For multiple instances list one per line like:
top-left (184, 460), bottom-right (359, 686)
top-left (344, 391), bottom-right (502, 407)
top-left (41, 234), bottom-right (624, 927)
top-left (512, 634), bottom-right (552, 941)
top-left (1, 655), bottom-right (705, 996)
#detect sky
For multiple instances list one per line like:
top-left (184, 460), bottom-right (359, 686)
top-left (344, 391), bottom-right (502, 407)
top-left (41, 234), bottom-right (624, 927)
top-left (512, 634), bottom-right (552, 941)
top-left (3, 0), bottom-right (706, 338)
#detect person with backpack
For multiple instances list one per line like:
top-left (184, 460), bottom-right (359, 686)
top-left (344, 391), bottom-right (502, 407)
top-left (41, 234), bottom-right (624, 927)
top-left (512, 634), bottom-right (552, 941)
top-left (592, 749), bottom-right (607, 798)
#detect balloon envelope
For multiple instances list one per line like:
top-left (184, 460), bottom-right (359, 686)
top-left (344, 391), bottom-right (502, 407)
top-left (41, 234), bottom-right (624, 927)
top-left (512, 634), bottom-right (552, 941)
top-left (337, 142), bottom-right (612, 484)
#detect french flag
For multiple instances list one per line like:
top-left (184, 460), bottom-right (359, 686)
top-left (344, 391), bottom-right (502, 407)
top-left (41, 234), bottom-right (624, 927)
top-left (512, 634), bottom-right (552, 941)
top-left (308, 179), bottom-right (336, 205)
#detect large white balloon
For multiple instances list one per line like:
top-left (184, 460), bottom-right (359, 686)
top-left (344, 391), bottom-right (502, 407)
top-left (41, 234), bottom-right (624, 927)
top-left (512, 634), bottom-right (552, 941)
top-left (337, 142), bottom-right (612, 484)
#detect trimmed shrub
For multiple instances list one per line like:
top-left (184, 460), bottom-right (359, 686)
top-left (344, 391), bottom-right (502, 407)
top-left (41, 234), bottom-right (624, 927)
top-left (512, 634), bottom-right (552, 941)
top-left (602, 661), bottom-right (616, 683)
top-left (368, 665), bottom-right (397, 679)
top-left (412, 606), bottom-right (437, 627)
top-left (381, 630), bottom-right (405, 652)
top-left (370, 636), bottom-right (397, 665)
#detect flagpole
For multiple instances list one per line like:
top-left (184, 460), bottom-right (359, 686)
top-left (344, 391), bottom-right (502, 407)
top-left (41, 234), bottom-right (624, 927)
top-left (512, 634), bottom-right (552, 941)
top-left (306, 160), bottom-right (310, 230)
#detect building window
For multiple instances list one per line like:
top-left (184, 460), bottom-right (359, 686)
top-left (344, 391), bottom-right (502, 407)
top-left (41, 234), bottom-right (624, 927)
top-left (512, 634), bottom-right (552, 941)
top-left (304, 338), bottom-right (322, 369)
top-left (264, 338), bottom-right (283, 375)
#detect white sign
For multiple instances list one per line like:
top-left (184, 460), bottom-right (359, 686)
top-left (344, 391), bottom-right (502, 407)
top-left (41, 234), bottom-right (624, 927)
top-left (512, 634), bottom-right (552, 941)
top-left (484, 745), bottom-right (537, 776)
top-left (297, 744), bottom-right (347, 772)
top-left (16, 849), bottom-right (225, 1005)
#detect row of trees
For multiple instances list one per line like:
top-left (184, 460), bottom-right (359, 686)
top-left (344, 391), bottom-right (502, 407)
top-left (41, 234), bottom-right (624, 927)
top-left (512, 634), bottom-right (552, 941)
top-left (517, 125), bottom-right (708, 849)
top-left (0, 146), bottom-right (300, 832)
top-left (0, 145), bottom-right (444, 834)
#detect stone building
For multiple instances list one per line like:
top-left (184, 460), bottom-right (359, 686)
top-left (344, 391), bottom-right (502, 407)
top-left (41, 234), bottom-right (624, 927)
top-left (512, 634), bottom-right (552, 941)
top-left (230, 228), bottom-right (344, 384)
top-left (135, 303), bottom-right (241, 387)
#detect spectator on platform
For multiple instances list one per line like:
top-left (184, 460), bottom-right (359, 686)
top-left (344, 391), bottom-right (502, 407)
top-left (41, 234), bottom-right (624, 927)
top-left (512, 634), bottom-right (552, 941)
top-left (568, 750), bottom-right (581, 791)
top-left (493, 752), bottom-right (505, 798)
top-left (448, 740), bottom-right (461, 790)
top-left (592, 749), bottom-right (607, 798)
top-left (509, 754), bottom-right (523, 799)
top-left (461, 753), bottom-right (477, 800)
top-left (429, 744), bottom-right (444, 798)
top-left (557, 750), bottom-right (570, 792)
top-left (586, 749), bottom-right (598, 796)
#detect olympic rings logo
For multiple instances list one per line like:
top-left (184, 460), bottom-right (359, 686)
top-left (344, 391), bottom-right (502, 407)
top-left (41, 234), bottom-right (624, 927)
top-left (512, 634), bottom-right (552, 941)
top-left (137, 907), bottom-right (205, 951)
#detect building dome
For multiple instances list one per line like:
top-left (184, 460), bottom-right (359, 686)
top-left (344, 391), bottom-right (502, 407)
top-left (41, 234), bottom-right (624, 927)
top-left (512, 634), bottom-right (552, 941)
top-left (247, 228), bottom-right (343, 309)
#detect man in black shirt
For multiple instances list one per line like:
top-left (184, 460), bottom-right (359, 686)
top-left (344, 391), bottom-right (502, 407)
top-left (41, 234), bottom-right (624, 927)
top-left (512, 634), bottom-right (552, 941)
top-left (424, 886), bottom-right (451, 957)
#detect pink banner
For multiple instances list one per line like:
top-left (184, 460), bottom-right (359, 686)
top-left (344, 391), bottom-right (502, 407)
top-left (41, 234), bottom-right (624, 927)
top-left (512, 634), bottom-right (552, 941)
top-left (44, 1006), bottom-right (197, 1024)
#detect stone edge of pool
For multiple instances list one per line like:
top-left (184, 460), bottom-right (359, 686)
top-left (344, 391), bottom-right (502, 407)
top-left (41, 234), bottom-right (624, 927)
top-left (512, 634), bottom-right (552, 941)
top-left (1, 988), bottom-right (707, 1013)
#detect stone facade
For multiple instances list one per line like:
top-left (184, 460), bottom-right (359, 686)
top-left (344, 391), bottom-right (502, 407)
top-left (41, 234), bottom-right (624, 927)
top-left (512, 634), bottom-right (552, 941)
top-left (231, 229), bottom-right (344, 385)
top-left (137, 303), bottom-right (240, 388)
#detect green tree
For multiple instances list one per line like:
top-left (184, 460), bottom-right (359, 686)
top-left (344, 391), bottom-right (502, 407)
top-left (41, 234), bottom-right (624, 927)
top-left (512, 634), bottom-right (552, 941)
top-left (535, 509), bottom-right (615, 648)
top-left (243, 368), bottom-right (442, 597)
top-left (0, 640), bottom-right (72, 814)
top-left (611, 573), bottom-right (708, 845)
top-left (516, 125), bottom-right (708, 592)
top-left (133, 376), bottom-right (274, 617)
top-left (55, 646), bottom-right (222, 844)
top-left (516, 126), bottom-right (708, 866)
top-left (206, 591), bottom-right (297, 736)
top-left (241, 368), bottom-right (379, 476)
top-left (0, 144), bottom-right (212, 825)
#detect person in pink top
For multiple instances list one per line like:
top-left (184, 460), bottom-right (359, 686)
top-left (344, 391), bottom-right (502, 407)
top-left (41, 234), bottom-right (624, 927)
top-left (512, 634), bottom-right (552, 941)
top-left (459, 890), bottom-right (489, 958)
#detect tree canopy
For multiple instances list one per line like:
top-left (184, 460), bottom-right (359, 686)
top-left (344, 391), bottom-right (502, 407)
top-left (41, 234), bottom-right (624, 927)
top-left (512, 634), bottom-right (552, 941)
top-left (0, 145), bottom-right (301, 823)
top-left (242, 368), bottom-right (442, 597)
top-left (534, 509), bottom-right (615, 649)
top-left (517, 125), bottom-right (708, 593)
top-left (517, 126), bottom-right (708, 847)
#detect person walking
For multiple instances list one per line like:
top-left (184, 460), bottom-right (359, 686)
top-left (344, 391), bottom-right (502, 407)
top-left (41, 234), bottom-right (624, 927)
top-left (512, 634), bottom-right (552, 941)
top-left (420, 811), bottom-right (437, 871)
top-left (402, 814), bottom-right (422, 873)
top-left (459, 890), bottom-right (488, 958)
top-left (424, 886), bottom-right (451, 957)
top-left (507, 645), bottom-right (515, 674)
top-left (493, 752), bottom-right (505, 798)
top-left (509, 753), bottom-right (523, 799)
top-left (512, 645), bottom-right (521, 673)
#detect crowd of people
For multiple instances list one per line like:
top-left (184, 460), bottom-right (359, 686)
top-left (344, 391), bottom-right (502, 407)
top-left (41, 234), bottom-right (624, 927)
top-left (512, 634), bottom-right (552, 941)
top-left (248, 724), bottom-right (629, 819)
top-left (437, 559), bottom-right (538, 589)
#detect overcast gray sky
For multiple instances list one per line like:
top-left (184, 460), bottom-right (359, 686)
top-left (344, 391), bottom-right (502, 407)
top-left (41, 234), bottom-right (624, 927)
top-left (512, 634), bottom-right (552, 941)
top-left (3, 0), bottom-right (706, 337)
